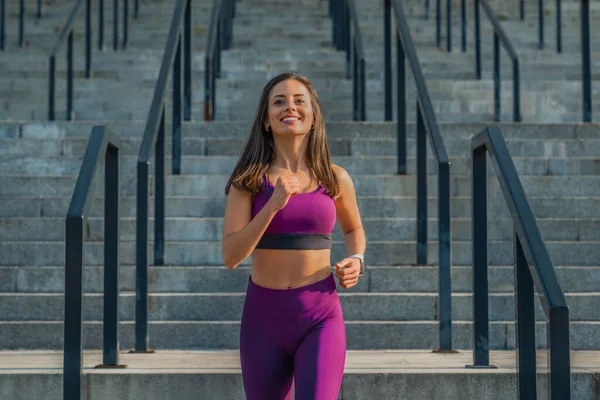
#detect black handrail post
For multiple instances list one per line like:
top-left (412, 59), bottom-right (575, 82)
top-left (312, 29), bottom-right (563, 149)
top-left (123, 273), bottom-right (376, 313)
top-left (396, 30), bottom-right (406, 175)
top-left (184, 0), bottom-right (192, 121)
top-left (155, 109), bottom-right (166, 265)
top-left (384, 0), bottom-right (392, 121)
top-left (493, 33), bottom-right (500, 122)
top-left (173, 35), bottom-right (183, 175)
top-left (416, 104), bottom-right (427, 265)
top-left (438, 160), bottom-right (452, 351)
top-left (345, 4), bottom-right (351, 79)
top-left (515, 233), bottom-right (537, 399)
top-left (216, 21), bottom-right (221, 79)
top-left (123, 0), bottom-right (129, 48)
top-left (548, 306), bottom-right (571, 399)
top-left (37, 0), bottom-right (42, 18)
top-left (102, 139), bottom-right (121, 368)
top-left (581, 0), bottom-right (591, 122)
top-left (135, 159), bottom-right (150, 352)
top-left (211, 37), bottom-right (217, 120)
top-left (513, 59), bottom-right (521, 122)
top-left (474, 0), bottom-right (481, 79)
top-left (86, 0), bottom-right (92, 78)
top-left (461, 0), bottom-right (466, 52)
top-left (63, 215), bottom-right (85, 400)
top-left (330, 0), bottom-right (336, 47)
top-left (19, 0), bottom-right (24, 47)
top-left (204, 56), bottom-right (211, 121)
top-left (520, 0), bottom-right (524, 20)
top-left (67, 31), bottom-right (74, 121)
top-left (113, 0), bottom-right (118, 50)
top-left (99, 0), bottom-right (104, 50)
top-left (425, 0), bottom-right (430, 19)
top-left (538, 0), bottom-right (544, 49)
top-left (446, 0), bottom-right (451, 52)
top-left (436, 0), bottom-right (441, 47)
top-left (0, 0), bottom-right (5, 51)
top-left (556, 0), bottom-right (561, 53)
top-left (352, 44), bottom-right (358, 121)
top-left (467, 143), bottom-right (492, 368)
top-left (360, 58), bottom-right (366, 121)
top-left (48, 55), bottom-right (56, 120)
top-left (135, 0), bottom-right (139, 18)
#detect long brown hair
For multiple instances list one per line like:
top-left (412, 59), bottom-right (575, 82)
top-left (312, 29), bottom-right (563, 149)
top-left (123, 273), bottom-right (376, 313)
top-left (224, 72), bottom-right (340, 198)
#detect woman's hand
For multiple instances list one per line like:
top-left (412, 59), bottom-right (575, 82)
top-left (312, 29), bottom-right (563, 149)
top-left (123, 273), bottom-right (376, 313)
top-left (266, 175), bottom-right (300, 212)
top-left (334, 257), bottom-right (362, 289)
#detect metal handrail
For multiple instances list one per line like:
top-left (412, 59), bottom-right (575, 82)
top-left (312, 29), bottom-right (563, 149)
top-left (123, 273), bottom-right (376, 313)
top-left (475, 0), bottom-right (521, 122)
top-left (0, 0), bottom-right (26, 50)
top-left (96, 0), bottom-right (124, 51)
top-left (384, 0), bottom-right (453, 352)
top-left (204, 0), bottom-right (235, 121)
top-left (63, 126), bottom-right (124, 400)
top-left (329, 0), bottom-right (366, 120)
top-left (48, 0), bottom-right (91, 120)
top-left (581, 0), bottom-right (591, 122)
top-left (135, 0), bottom-right (192, 353)
top-left (532, 0), bottom-right (562, 52)
top-left (468, 126), bottom-right (570, 399)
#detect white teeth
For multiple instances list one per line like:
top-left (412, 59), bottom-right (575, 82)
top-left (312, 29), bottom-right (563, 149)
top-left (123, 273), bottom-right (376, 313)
top-left (282, 117), bottom-right (300, 122)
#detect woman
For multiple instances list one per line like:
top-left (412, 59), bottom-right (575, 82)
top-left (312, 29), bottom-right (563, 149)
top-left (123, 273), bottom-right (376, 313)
top-left (222, 72), bottom-right (367, 400)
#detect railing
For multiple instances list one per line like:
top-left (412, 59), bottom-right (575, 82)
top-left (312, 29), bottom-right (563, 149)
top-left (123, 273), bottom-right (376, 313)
top-left (474, 0), bottom-right (521, 122)
top-left (384, 0), bottom-right (453, 352)
top-left (581, 0), bottom-right (591, 122)
top-left (468, 126), bottom-right (571, 399)
top-left (48, 0), bottom-right (92, 120)
top-left (329, 0), bottom-right (366, 121)
top-left (97, 0), bottom-right (128, 51)
top-left (49, 0), bottom-right (129, 120)
top-left (63, 126), bottom-right (124, 400)
top-left (0, 0), bottom-right (26, 50)
top-left (204, 0), bottom-right (235, 121)
top-left (135, 0), bottom-right (192, 352)
top-left (530, 0), bottom-right (562, 52)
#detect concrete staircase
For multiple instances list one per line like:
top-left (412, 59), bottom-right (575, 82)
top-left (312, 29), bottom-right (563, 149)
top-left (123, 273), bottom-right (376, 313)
top-left (354, 0), bottom-right (600, 122)
top-left (1, 0), bottom-right (599, 398)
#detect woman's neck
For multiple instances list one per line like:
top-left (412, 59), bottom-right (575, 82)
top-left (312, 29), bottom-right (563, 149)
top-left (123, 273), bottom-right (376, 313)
top-left (271, 136), bottom-right (309, 173)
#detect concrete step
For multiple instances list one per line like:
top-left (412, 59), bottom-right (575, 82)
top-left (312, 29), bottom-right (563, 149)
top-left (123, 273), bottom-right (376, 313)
top-left (3, 265), bottom-right (599, 294)
top-left (1, 136), bottom-right (598, 157)
top-left (3, 216), bottom-right (599, 242)
top-left (2, 195), bottom-right (596, 219)
top-left (2, 121), bottom-right (596, 140)
top-left (3, 350), bottom-right (598, 399)
top-left (3, 155), bottom-right (599, 176)
top-left (2, 291), bottom-right (599, 322)
top-left (0, 320), bottom-right (598, 350)
top-left (1, 174), bottom-right (599, 197)
top-left (0, 239), bottom-right (598, 266)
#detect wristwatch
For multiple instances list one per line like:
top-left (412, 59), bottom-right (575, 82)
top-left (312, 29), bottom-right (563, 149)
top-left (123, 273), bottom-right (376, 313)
top-left (349, 253), bottom-right (366, 276)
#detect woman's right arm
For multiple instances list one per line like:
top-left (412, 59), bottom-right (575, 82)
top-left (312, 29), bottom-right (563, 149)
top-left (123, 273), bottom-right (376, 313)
top-left (222, 176), bottom-right (299, 269)
top-left (221, 186), bottom-right (277, 269)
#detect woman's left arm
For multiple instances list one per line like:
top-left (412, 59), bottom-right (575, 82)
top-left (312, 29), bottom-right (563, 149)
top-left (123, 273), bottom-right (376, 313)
top-left (332, 164), bottom-right (366, 289)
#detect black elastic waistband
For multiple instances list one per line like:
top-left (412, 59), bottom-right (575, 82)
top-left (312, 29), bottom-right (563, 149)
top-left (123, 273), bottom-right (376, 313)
top-left (255, 233), bottom-right (332, 250)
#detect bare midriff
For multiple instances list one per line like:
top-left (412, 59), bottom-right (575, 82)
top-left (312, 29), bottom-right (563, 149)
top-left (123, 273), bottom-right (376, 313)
top-left (250, 248), bottom-right (332, 289)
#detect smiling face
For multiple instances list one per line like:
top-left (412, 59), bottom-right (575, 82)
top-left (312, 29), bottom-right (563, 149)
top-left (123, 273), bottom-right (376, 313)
top-left (266, 79), bottom-right (315, 137)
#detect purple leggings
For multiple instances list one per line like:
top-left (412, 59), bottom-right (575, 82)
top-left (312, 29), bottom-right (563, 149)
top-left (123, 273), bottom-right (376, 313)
top-left (239, 272), bottom-right (346, 400)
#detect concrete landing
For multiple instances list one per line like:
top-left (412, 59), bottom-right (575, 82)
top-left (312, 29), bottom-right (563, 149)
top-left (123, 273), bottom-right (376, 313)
top-left (2, 350), bottom-right (599, 399)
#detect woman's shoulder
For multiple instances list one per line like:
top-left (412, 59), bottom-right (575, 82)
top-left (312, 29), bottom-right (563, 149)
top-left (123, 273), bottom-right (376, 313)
top-left (331, 163), bottom-right (352, 183)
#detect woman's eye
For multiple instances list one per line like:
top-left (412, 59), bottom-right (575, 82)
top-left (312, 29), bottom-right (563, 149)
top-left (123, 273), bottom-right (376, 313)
top-left (296, 99), bottom-right (305, 104)
top-left (274, 100), bottom-right (283, 105)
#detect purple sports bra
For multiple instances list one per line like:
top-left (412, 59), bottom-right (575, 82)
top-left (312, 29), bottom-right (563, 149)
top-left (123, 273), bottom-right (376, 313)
top-left (251, 175), bottom-right (337, 250)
